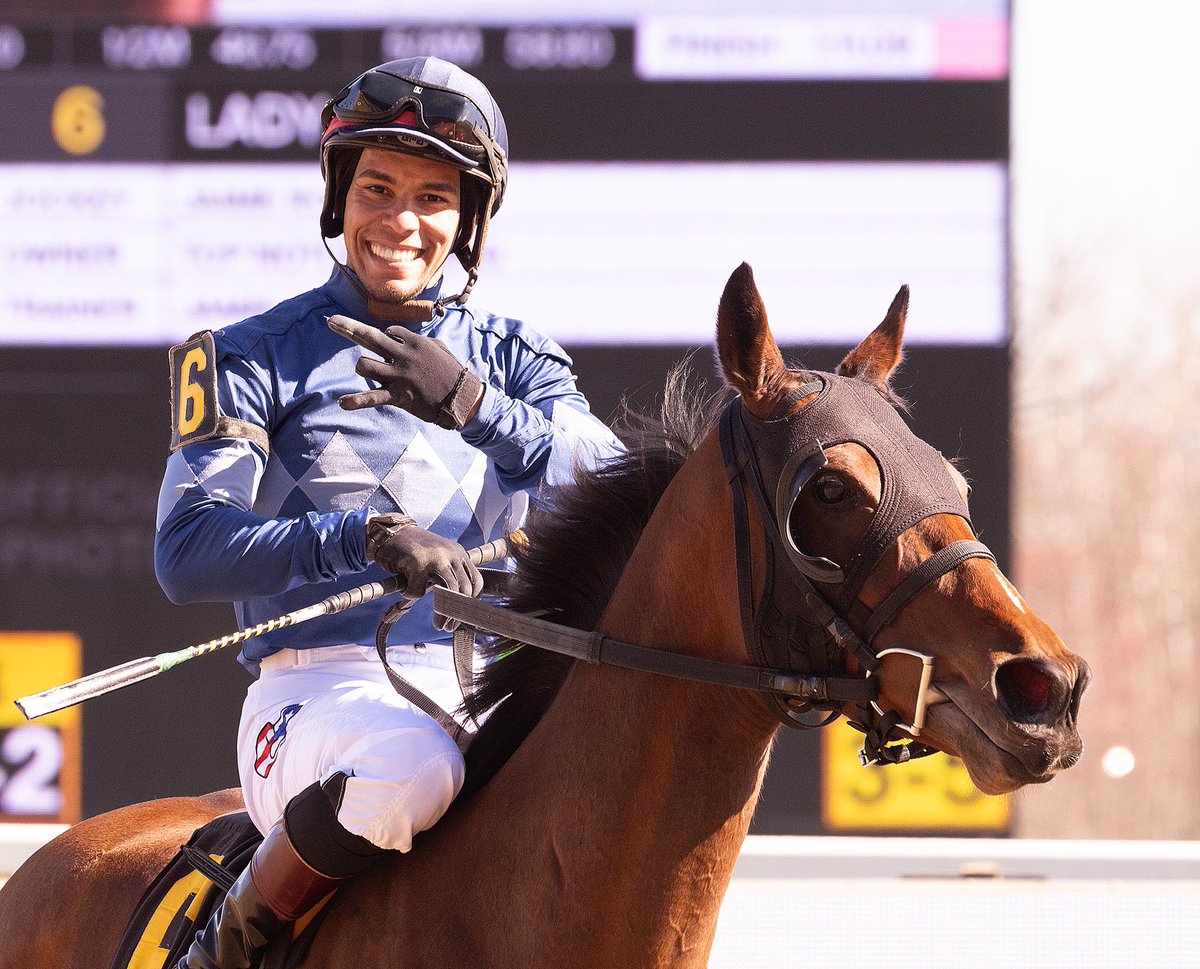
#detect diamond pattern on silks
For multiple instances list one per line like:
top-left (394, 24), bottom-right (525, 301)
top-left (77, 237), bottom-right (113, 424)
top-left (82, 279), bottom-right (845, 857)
top-left (295, 430), bottom-right (380, 513)
top-left (252, 424), bottom-right (513, 540)
top-left (256, 451), bottom-right (303, 519)
top-left (474, 463), bottom-right (528, 543)
top-left (378, 432), bottom-right (472, 528)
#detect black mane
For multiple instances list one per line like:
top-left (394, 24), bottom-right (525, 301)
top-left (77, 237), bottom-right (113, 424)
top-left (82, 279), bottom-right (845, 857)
top-left (457, 365), bottom-right (730, 797)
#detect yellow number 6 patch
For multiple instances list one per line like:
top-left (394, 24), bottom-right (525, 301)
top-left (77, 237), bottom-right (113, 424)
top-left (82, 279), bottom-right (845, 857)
top-left (177, 346), bottom-right (209, 436)
top-left (169, 332), bottom-right (219, 452)
top-left (167, 332), bottom-right (270, 456)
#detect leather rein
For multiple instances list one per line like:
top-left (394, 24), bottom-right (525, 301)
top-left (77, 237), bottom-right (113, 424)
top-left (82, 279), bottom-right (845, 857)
top-left (410, 376), bottom-right (995, 766)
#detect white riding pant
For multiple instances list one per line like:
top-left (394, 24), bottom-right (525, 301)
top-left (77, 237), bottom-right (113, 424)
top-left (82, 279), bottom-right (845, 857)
top-left (236, 643), bottom-right (465, 852)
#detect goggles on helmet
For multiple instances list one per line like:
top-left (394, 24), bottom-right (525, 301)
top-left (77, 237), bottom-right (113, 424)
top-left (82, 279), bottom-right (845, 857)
top-left (321, 69), bottom-right (494, 159)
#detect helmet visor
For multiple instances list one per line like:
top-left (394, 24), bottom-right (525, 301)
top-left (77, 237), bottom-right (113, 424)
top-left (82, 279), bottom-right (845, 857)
top-left (322, 69), bottom-right (492, 155)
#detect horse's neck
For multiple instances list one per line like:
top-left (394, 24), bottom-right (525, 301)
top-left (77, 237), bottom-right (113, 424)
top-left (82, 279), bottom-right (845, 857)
top-left (472, 437), bottom-right (778, 964)
top-left (499, 667), bottom-right (776, 959)
top-left (326, 439), bottom-right (779, 968)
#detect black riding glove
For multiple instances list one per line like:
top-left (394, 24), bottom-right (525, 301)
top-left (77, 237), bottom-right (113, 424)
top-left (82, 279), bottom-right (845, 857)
top-left (366, 514), bottom-right (484, 600)
top-left (328, 314), bottom-right (484, 430)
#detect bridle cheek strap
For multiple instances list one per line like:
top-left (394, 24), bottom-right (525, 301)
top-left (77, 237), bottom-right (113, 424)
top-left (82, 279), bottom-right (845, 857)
top-left (718, 396), bottom-right (875, 727)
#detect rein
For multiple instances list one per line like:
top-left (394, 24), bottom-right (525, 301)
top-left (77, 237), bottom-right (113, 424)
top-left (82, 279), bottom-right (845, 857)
top-left (432, 584), bottom-right (879, 705)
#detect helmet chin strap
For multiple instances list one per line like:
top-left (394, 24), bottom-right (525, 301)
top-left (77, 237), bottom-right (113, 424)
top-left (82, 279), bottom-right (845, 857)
top-left (321, 237), bottom-right (439, 323)
top-left (448, 265), bottom-right (479, 307)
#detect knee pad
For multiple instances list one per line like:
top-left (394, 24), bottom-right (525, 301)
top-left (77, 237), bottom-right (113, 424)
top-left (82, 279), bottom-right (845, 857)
top-left (283, 771), bottom-right (384, 879)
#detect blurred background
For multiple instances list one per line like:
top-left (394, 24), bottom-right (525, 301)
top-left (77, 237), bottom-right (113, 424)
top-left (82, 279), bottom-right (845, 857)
top-left (0, 0), bottom-right (1189, 840)
top-left (1011, 2), bottom-right (1200, 839)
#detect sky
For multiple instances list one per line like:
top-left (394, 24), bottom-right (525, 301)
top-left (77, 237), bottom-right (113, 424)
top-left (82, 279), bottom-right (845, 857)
top-left (1012, 2), bottom-right (1200, 336)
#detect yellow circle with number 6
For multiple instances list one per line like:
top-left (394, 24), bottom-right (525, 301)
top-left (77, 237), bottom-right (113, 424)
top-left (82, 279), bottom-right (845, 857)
top-left (52, 85), bottom-right (106, 155)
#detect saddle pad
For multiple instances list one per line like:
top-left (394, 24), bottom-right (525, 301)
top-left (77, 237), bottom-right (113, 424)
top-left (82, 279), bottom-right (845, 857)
top-left (109, 811), bottom-right (331, 969)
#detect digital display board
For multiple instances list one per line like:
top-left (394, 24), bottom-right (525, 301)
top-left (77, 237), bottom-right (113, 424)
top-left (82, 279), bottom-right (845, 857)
top-left (2, 161), bottom-right (1005, 345)
top-left (0, 4), bottom-right (1009, 346)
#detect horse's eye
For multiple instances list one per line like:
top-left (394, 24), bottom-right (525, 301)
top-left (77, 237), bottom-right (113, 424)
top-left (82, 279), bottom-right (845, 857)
top-left (811, 474), bottom-right (848, 504)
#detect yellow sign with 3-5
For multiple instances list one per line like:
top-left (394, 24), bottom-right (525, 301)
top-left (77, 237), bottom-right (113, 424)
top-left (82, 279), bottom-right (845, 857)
top-left (0, 632), bottom-right (82, 822)
top-left (822, 718), bottom-right (1010, 832)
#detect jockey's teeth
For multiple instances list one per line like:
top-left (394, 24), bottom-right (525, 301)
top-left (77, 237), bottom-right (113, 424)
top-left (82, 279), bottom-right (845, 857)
top-left (369, 243), bottom-right (419, 262)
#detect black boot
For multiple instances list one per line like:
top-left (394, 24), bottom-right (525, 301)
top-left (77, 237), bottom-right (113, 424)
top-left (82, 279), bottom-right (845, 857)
top-left (177, 773), bottom-right (381, 969)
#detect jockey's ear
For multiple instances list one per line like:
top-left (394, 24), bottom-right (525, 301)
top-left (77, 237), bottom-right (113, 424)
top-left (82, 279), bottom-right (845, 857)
top-left (715, 262), bottom-right (787, 418)
top-left (836, 285), bottom-right (908, 396)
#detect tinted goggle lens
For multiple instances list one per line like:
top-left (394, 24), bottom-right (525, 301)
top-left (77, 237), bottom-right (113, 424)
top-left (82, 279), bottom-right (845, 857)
top-left (324, 71), bottom-right (489, 150)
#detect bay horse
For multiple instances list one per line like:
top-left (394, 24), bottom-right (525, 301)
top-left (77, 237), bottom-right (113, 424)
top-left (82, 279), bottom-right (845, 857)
top-left (0, 264), bottom-right (1088, 968)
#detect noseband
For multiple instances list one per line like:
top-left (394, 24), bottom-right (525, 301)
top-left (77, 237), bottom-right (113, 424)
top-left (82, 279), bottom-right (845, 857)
top-left (718, 375), bottom-right (995, 765)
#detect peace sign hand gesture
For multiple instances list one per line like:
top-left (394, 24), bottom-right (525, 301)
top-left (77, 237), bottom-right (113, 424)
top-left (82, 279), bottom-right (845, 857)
top-left (328, 314), bottom-right (484, 430)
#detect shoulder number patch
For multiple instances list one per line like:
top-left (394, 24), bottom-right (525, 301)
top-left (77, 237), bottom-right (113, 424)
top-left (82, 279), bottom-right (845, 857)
top-left (169, 331), bottom-right (219, 452)
top-left (168, 331), bottom-right (270, 455)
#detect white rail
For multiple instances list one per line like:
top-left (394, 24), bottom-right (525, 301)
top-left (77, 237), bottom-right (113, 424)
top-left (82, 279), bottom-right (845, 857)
top-left (732, 833), bottom-right (1200, 880)
top-left (7, 825), bottom-right (1200, 882)
top-left (5, 827), bottom-right (1198, 968)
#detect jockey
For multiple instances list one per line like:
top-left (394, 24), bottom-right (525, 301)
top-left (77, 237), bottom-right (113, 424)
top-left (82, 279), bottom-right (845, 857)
top-left (156, 56), bottom-right (622, 969)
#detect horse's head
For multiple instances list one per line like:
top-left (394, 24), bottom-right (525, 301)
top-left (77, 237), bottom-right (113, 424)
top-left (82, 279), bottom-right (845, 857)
top-left (715, 263), bottom-right (1088, 795)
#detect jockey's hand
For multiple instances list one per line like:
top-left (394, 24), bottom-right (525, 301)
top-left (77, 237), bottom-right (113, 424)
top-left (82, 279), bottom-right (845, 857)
top-left (366, 515), bottom-right (484, 602)
top-left (328, 314), bottom-right (484, 430)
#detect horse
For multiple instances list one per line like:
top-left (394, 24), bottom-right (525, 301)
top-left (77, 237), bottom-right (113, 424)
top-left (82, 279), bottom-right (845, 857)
top-left (0, 263), bottom-right (1088, 968)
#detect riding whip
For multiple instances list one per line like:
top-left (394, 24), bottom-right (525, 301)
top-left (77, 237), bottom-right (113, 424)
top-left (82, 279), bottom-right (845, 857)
top-left (14, 531), bottom-right (521, 721)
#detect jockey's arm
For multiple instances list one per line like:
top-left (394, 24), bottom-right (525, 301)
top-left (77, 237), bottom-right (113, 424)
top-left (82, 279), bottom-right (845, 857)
top-left (458, 332), bottom-right (624, 496)
top-left (154, 436), bottom-right (373, 604)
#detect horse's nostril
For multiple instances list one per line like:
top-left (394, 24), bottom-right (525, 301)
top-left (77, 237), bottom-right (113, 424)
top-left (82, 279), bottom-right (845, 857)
top-left (996, 660), bottom-right (1055, 722)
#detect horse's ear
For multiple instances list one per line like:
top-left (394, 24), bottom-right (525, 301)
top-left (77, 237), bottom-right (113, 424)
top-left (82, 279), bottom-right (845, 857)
top-left (715, 262), bottom-right (787, 415)
top-left (836, 285), bottom-right (908, 393)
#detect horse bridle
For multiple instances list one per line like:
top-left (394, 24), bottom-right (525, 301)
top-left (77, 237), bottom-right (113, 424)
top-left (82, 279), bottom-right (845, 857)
top-left (719, 374), bottom-right (995, 764)
top-left (428, 373), bottom-right (995, 766)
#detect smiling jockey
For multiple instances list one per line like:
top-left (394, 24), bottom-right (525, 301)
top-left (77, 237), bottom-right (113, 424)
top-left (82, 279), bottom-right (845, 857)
top-left (155, 56), bottom-right (622, 969)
